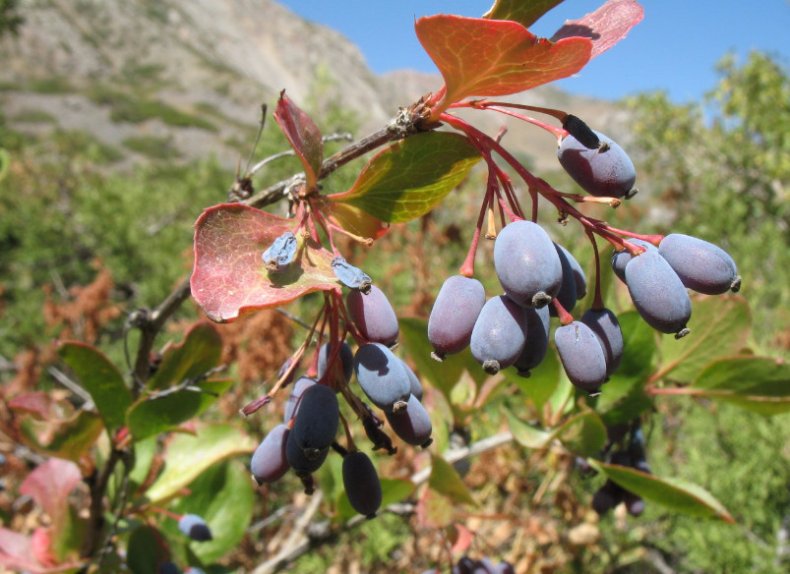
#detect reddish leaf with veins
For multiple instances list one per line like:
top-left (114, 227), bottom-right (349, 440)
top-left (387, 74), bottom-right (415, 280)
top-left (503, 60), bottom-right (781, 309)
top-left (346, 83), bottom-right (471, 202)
top-left (416, 15), bottom-right (591, 118)
top-left (551, 0), bottom-right (644, 59)
top-left (191, 204), bottom-right (338, 322)
top-left (274, 90), bottom-right (324, 189)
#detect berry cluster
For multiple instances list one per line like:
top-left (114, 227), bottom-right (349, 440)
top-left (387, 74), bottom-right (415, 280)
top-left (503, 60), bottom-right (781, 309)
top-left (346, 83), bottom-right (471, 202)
top-left (426, 111), bottom-right (740, 394)
top-left (248, 274), bottom-right (432, 518)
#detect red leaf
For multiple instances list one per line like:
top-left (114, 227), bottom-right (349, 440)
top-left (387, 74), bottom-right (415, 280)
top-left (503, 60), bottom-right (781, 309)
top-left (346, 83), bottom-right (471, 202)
top-left (274, 91), bottom-right (323, 189)
top-left (415, 15), bottom-right (591, 116)
top-left (20, 458), bottom-right (82, 530)
top-left (191, 204), bottom-right (339, 322)
top-left (450, 523), bottom-right (475, 554)
top-left (31, 529), bottom-right (57, 567)
top-left (0, 528), bottom-right (82, 573)
top-left (8, 392), bottom-right (54, 419)
top-left (551, 0), bottom-right (644, 59)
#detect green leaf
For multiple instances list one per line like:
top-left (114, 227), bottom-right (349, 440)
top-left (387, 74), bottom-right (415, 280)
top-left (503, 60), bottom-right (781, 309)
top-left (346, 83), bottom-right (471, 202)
top-left (398, 317), bottom-right (483, 399)
top-left (596, 312), bottom-right (655, 424)
top-left (503, 408), bottom-right (551, 449)
top-left (127, 379), bottom-right (232, 441)
top-left (167, 462), bottom-right (255, 563)
top-left (19, 409), bottom-right (103, 462)
top-left (689, 356), bottom-right (790, 415)
top-left (589, 460), bottom-right (735, 523)
top-left (656, 295), bottom-right (750, 383)
top-left (615, 311), bottom-right (657, 378)
top-left (148, 322), bottom-right (223, 390)
top-left (144, 424), bottom-right (256, 505)
top-left (129, 435), bottom-right (158, 488)
top-left (127, 525), bottom-right (170, 574)
top-left (429, 454), bottom-right (476, 506)
top-left (547, 367), bottom-right (574, 420)
top-left (325, 200), bottom-right (389, 241)
top-left (484, 0), bottom-right (563, 28)
top-left (59, 341), bottom-right (133, 430)
top-left (329, 132), bottom-right (480, 224)
top-left (597, 374), bottom-right (653, 426)
top-left (551, 411), bottom-right (606, 457)
top-left (502, 345), bottom-right (560, 416)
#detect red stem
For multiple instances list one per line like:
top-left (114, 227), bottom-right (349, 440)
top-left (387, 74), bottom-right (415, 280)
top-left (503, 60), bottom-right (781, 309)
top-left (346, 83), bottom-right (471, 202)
top-left (552, 298), bottom-right (574, 325)
top-left (440, 113), bottom-right (630, 251)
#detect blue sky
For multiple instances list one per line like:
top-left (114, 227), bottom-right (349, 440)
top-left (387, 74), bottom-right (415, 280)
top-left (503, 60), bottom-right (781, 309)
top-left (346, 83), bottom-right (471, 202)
top-left (278, 1), bottom-right (789, 102)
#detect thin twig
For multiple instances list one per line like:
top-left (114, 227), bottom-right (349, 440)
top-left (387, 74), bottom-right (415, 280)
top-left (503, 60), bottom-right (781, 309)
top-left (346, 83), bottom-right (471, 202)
top-left (48, 365), bottom-right (94, 406)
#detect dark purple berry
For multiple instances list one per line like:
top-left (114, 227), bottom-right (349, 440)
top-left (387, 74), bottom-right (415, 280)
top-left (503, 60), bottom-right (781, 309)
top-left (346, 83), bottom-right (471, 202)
top-left (658, 233), bottom-right (740, 294)
top-left (558, 130), bottom-right (636, 198)
top-left (342, 451), bottom-right (382, 517)
top-left (494, 220), bottom-right (562, 308)
top-left (347, 285), bottom-right (399, 346)
top-left (428, 275), bottom-right (486, 359)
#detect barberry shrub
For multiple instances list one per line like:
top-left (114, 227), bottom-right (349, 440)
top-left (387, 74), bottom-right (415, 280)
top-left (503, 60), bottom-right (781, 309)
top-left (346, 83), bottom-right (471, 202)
top-left (2, 1), bottom-right (789, 573)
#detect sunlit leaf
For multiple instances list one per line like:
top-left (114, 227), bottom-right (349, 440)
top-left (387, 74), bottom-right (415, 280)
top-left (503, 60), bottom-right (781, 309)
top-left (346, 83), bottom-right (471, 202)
top-left (429, 454), bottom-right (476, 506)
top-left (148, 322), bottom-right (223, 390)
top-left (551, 0), bottom-right (644, 59)
top-left (59, 341), bottom-right (132, 430)
top-left (656, 296), bottom-right (750, 383)
top-left (329, 132), bottom-right (480, 224)
top-left (484, 0), bottom-right (563, 28)
top-left (415, 15), bottom-right (591, 115)
top-left (503, 408), bottom-right (551, 449)
top-left (191, 204), bottom-right (338, 322)
top-left (323, 200), bottom-right (389, 241)
top-left (144, 424), bottom-right (256, 505)
top-left (274, 91), bottom-right (323, 188)
top-left (590, 460), bottom-right (735, 523)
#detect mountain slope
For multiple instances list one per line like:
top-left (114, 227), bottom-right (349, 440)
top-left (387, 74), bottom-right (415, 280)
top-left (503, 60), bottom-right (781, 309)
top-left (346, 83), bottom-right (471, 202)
top-left (0, 0), bottom-right (627, 170)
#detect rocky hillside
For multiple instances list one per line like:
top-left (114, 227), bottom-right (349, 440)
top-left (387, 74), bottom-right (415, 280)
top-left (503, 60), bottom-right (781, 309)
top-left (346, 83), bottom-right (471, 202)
top-left (0, 0), bottom-right (628, 170)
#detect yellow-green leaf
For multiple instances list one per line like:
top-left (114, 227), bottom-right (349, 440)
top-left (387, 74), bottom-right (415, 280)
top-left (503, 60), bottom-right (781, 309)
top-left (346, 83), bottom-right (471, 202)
top-left (144, 424), bottom-right (256, 505)
top-left (329, 132), bottom-right (480, 223)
